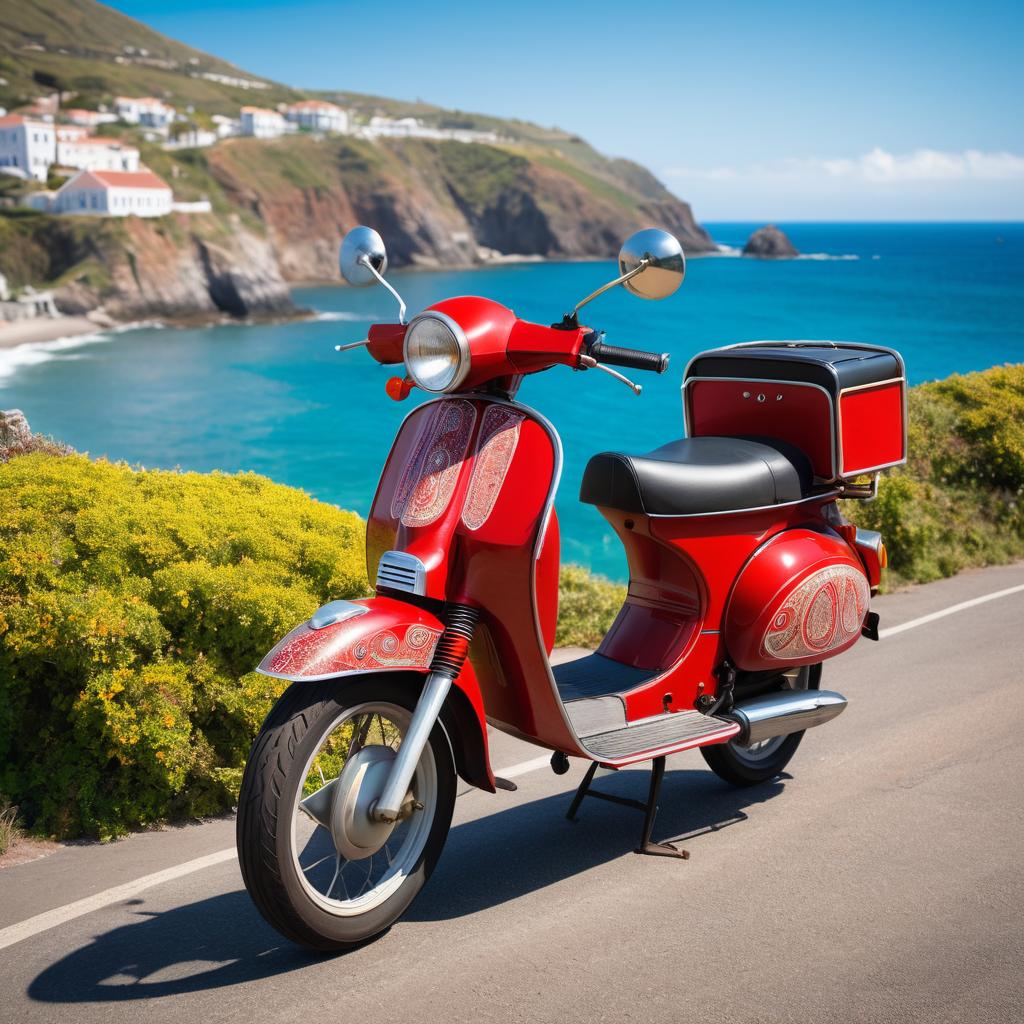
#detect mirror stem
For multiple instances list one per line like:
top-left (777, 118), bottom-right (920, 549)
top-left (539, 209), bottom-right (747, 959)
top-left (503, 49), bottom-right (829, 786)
top-left (359, 255), bottom-right (407, 324)
top-left (571, 258), bottom-right (649, 318)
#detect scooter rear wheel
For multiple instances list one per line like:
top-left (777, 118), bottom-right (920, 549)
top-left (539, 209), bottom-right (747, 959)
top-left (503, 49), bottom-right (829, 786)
top-left (236, 676), bottom-right (456, 951)
top-left (701, 664), bottom-right (822, 786)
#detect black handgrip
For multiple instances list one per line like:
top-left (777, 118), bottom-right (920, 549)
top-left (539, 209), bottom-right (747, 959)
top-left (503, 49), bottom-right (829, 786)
top-left (589, 339), bottom-right (670, 374)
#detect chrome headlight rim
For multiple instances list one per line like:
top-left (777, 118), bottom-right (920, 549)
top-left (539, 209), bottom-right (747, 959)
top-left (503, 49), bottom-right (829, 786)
top-left (403, 310), bottom-right (471, 394)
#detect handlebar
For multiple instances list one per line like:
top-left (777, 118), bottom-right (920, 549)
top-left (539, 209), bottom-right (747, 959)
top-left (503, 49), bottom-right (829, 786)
top-left (587, 337), bottom-right (670, 374)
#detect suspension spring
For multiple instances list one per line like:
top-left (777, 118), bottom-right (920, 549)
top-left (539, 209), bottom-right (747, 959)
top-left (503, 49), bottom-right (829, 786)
top-left (429, 603), bottom-right (479, 677)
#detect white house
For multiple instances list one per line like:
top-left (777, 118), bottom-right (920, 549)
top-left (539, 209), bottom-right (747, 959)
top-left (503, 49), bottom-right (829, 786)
top-left (64, 109), bottom-right (119, 128)
top-left (285, 100), bottom-right (349, 134)
top-left (115, 96), bottom-right (176, 128)
top-left (57, 136), bottom-right (140, 173)
top-left (163, 126), bottom-right (218, 150)
top-left (0, 114), bottom-right (56, 181)
top-left (56, 124), bottom-right (88, 142)
top-left (240, 106), bottom-right (286, 138)
top-left (211, 114), bottom-right (239, 138)
top-left (54, 167), bottom-right (173, 217)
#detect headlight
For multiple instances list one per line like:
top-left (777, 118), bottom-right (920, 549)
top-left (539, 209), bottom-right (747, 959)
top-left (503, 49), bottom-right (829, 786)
top-left (404, 312), bottom-right (470, 393)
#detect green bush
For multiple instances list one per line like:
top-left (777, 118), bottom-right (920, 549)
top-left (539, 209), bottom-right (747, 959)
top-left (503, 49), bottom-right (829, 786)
top-left (0, 454), bottom-right (368, 839)
top-left (848, 364), bottom-right (1024, 585)
top-left (555, 564), bottom-right (625, 648)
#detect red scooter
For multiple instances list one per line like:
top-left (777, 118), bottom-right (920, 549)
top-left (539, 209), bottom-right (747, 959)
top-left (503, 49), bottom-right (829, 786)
top-left (237, 226), bottom-right (906, 950)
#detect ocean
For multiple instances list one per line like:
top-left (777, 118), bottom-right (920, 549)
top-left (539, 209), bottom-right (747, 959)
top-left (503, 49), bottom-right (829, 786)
top-left (3, 222), bottom-right (1022, 580)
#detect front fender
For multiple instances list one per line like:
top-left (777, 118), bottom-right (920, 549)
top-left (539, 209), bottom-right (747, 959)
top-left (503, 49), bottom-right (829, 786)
top-left (257, 595), bottom-right (495, 791)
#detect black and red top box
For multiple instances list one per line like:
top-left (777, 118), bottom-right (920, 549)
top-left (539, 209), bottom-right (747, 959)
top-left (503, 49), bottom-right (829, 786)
top-left (683, 342), bottom-right (907, 483)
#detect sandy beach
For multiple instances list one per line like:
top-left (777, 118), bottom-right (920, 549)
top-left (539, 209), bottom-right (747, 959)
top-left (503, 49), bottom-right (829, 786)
top-left (0, 315), bottom-right (112, 351)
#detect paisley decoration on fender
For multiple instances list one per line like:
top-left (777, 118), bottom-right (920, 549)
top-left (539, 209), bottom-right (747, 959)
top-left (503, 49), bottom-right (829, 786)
top-left (762, 564), bottom-right (870, 660)
top-left (461, 405), bottom-right (525, 530)
top-left (391, 400), bottom-right (477, 527)
top-left (265, 622), bottom-right (442, 679)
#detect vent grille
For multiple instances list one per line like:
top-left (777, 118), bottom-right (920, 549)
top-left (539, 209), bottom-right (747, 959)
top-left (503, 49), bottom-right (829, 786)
top-left (375, 550), bottom-right (426, 596)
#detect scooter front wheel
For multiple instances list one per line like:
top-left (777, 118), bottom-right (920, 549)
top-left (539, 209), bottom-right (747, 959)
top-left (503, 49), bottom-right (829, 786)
top-left (236, 676), bottom-right (456, 951)
top-left (701, 664), bottom-right (822, 786)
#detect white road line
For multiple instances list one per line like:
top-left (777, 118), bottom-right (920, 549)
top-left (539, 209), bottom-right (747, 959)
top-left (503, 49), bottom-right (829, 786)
top-left (0, 848), bottom-right (236, 952)
top-left (2, 577), bottom-right (1022, 950)
top-left (494, 754), bottom-right (552, 780)
top-left (878, 582), bottom-right (1024, 639)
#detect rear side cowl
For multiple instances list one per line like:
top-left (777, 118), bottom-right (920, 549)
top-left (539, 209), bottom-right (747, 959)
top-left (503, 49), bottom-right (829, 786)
top-left (725, 527), bottom-right (869, 671)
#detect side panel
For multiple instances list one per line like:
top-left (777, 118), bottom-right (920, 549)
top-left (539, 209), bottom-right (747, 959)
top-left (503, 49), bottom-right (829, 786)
top-left (593, 501), bottom-right (835, 722)
top-left (838, 380), bottom-right (906, 476)
top-left (725, 528), bottom-right (869, 671)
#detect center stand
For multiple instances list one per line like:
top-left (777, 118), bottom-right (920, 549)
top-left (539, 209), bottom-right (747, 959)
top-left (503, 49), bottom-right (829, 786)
top-left (565, 756), bottom-right (689, 859)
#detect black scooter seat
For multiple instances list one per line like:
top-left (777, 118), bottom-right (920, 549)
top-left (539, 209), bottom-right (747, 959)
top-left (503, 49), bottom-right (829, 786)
top-left (579, 436), bottom-right (814, 517)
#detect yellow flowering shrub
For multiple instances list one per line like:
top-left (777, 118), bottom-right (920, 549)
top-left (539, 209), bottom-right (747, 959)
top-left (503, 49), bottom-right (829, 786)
top-left (0, 454), bottom-right (368, 839)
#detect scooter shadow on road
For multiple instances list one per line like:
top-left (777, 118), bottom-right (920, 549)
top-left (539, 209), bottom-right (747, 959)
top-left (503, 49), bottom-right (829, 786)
top-left (27, 768), bottom-right (785, 1003)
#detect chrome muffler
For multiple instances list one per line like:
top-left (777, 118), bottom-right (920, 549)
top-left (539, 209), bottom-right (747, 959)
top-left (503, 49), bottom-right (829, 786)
top-left (725, 689), bottom-right (848, 745)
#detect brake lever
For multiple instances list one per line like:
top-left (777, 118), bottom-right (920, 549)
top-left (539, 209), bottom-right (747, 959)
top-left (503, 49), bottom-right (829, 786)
top-left (578, 354), bottom-right (642, 396)
top-left (334, 339), bottom-right (370, 352)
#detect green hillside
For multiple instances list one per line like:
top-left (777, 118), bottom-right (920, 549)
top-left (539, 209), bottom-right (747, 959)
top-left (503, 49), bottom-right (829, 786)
top-left (0, 0), bottom-right (300, 112)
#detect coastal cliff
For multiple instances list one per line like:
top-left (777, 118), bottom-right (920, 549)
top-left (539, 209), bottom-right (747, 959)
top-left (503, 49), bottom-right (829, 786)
top-left (204, 136), bottom-right (714, 281)
top-left (0, 135), bottom-right (713, 321)
top-left (0, 210), bottom-right (293, 319)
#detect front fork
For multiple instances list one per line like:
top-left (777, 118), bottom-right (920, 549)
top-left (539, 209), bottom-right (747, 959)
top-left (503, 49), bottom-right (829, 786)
top-left (372, 604), bottom-right (479, 823)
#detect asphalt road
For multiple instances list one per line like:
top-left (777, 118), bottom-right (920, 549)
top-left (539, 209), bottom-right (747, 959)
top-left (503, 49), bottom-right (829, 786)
top-left (2, 563), bottom-right (1023, 1024)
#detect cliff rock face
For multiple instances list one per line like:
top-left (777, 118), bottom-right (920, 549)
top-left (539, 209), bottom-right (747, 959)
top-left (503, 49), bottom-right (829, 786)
top-left (1, 137), bottom-right (714, 323)
top-left (204, 137), bottom-right (716, 283)
top-left (40, 214), bottom-right (294, 320)
top-left (743, 224), bottom-right (798, 258)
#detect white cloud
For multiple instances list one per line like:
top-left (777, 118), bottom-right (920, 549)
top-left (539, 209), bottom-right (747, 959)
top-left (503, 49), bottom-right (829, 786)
top-left (662, 147), bottom-right (1024, 219)
top-left (822, 148), bottom-right (1024, 182)
top-left (666, 148), bottom-right (1024, 185)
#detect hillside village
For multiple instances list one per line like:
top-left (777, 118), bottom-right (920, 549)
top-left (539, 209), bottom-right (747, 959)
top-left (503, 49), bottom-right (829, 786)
top-left (0, 90), bottom-right (502, 220)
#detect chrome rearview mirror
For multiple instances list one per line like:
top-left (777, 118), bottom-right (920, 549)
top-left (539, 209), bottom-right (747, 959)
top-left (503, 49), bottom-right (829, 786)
top-left (617, 228), bottom-right (685, 300)
top-left (338, 225), bottom-right (407, 323)
top-left (569, 227), bottom-right (685, 323)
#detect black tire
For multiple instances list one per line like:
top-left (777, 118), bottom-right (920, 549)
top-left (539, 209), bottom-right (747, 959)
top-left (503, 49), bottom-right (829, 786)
top-left (701, 664), bottom-right (822, 786)
top-left (236, 676), bottom-right (456, 952)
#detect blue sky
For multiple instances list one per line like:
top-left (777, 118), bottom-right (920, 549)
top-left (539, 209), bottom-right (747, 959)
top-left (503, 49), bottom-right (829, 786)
top-left (109, 0), bottom-right (1024, 220)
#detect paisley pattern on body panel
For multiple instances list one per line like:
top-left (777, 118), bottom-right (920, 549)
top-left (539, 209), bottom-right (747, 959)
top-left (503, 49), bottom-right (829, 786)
top-left (762, 564), bottom-right (869, 660)
top-left (267, 622), bottom-right (441, 678)
top-left (391, 400), bottom-right (477, 527)
top-left (461, 405), bottom-right (525, 530)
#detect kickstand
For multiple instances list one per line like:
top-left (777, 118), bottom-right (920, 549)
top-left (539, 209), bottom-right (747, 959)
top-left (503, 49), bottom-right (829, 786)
top-left (566, 756), bottom-right (689, 860)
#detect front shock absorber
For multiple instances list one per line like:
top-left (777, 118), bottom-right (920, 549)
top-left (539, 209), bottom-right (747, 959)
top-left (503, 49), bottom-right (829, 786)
top-left (373, 603), bottom-right (479, 822)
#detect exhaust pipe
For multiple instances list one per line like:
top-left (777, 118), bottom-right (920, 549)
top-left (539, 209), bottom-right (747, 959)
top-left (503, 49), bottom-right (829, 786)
top-left (725, 689), bottom-right (848, 745)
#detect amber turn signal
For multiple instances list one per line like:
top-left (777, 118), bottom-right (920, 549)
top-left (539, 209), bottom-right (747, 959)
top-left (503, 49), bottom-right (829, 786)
top-left (385, 376), bottom-right (415, 402)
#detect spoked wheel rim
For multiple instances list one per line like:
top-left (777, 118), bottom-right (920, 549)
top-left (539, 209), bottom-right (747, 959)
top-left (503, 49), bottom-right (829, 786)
top-left (728, 666), bottom-right (811, 766)
top-left (289, 701), bottom-right (437, 917)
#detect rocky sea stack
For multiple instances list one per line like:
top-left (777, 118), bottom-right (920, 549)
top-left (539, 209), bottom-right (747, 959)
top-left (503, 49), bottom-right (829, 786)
top-left (743, 224), bottom-right (799, 258)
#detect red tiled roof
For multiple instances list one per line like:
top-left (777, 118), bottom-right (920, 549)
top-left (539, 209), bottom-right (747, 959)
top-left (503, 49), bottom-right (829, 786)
top-left (288, 100), bottom-right (343, 111)
top-left (67, 168), bottom-right (170, 190)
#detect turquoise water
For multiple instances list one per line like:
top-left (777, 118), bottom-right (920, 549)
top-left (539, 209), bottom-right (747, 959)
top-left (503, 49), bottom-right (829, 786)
top-left (3, 223), bottom-right (1022, 580)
